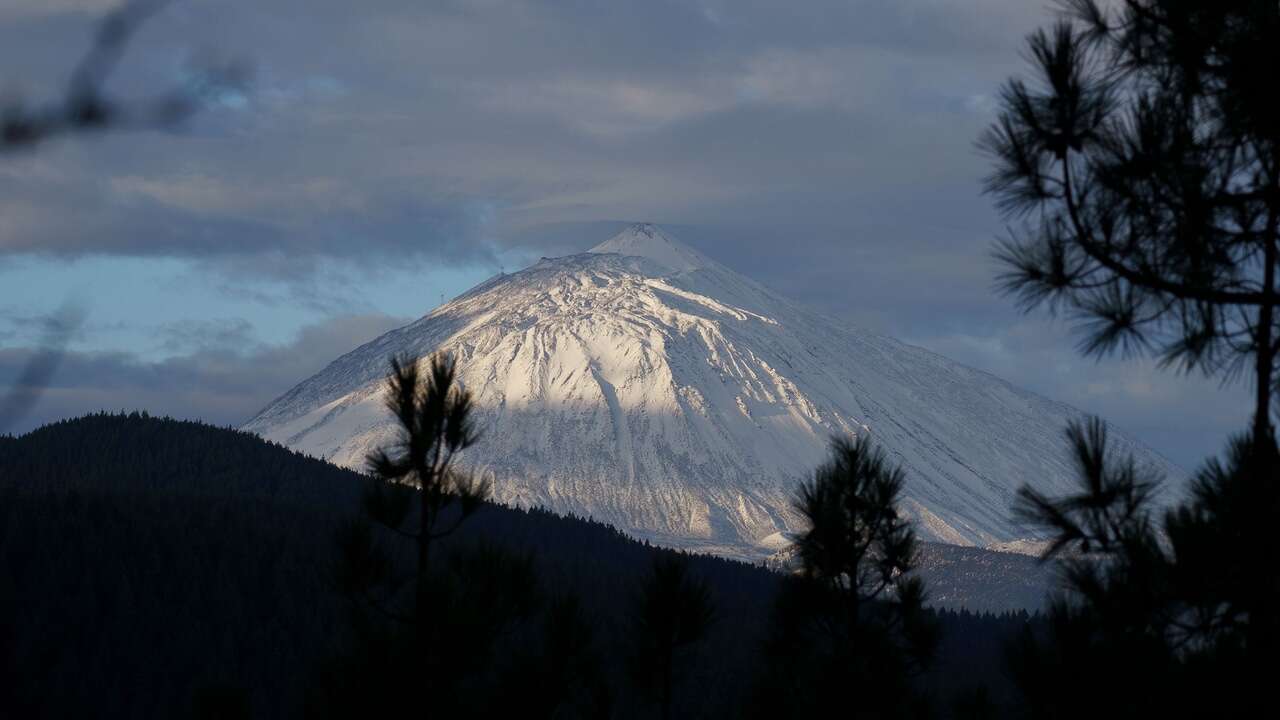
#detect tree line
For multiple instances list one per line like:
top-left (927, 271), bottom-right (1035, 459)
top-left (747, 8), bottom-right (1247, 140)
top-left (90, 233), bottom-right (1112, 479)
top-left (0, 411), bottom-right (1030, 719)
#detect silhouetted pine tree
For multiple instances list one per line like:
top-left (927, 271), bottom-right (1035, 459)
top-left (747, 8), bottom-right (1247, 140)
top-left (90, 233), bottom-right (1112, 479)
top-left (334, 353), bottom-right (489, 622)
top-left (1007, 420), bottom-right (1279, 717)
top-left (323, 353), bottom-right (494, 714)
top-left (318, 354), bottom-right (615, 718)
top-left (752, 437), bottom-right (939, 719)
top-left (984, 2), bottom-right (1280, 716)
top-left (981, 0), bottom-right (1280, 449)
top-left (364, 352), bottom-right (490, 611)
top-left (628, 554), bottom-right (717, 720)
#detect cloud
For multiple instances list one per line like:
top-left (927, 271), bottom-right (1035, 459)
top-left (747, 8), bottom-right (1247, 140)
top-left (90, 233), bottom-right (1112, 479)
top-left (0, 0), bottom-right (1040, 268)
top-left (479, 76), bottom-right (725, 137)
top-left (0, 0), bottom-right (122, 21)
top-left (0, 313), bottom-right (409, 433)
top-left (1, 141), bottom-right (497, 264)
top-left (155, 317), bottom-right (255, 353)
top-left (0, 0), bottom-right (1246, 467)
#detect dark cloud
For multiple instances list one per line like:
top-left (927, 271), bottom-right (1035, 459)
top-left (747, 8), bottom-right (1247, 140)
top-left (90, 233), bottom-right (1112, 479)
top-left (0, 0), bottom-right (1036, 270)
top-left (0, 1), bottom-right (1252, 465)
top-left (0, 312), bottom-right (408, 433)
top-left (0, 144), bottom-right (496, 272)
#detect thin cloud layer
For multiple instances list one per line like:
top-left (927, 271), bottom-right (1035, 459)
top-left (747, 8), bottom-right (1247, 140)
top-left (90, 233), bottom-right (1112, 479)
top-left (0, 313), bottom-right (408, 433)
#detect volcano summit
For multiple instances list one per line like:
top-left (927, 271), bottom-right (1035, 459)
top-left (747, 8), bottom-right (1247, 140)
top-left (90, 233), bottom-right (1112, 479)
top-left (244, 224), bottom-right (1180, 559)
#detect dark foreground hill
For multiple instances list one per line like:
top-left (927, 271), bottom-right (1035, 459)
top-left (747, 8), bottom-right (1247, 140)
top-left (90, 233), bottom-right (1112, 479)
top-left (0, 413), bottom-right (1038, 718)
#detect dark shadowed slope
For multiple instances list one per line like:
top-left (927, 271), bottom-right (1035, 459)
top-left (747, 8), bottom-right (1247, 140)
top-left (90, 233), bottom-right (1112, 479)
top-left (2, 413), bottom-right (1041, 718)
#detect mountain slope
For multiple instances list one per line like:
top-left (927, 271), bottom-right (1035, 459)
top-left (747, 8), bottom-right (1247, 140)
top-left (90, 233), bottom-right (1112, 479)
top-left (243, 224), bottom-right (1183, 558)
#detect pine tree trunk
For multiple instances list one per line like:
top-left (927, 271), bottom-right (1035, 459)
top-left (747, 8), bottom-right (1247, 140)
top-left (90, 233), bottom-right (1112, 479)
top-left (1256, 212), bottom-right (1279, 450)
top-left (417, 471), bottom-right (433, 666)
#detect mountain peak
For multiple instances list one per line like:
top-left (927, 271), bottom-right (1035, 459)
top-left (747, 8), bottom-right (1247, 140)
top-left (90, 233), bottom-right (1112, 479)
top-left (245, 222), bottom-right (1185, 559)
top-left (588, 223), bottom-right (708, 273)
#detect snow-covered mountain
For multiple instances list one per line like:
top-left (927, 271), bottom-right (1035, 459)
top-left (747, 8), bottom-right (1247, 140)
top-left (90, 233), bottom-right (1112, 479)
top-left (243, 224), bottom-right (1182, 560)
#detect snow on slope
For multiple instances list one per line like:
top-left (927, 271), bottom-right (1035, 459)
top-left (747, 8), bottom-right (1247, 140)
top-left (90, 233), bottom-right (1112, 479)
top-left (243, 224), bottom-right (1183, 560)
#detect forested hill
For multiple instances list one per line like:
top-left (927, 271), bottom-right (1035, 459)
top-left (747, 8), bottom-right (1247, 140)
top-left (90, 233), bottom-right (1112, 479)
top-left (1, 411), bottom-right (360, 501)
top-left (0, 413), bottom-right (1035, 718)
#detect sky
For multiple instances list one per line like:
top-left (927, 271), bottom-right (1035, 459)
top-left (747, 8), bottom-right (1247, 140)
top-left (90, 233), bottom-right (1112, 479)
top-left (0, 0), bottom-right (1250, 470)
